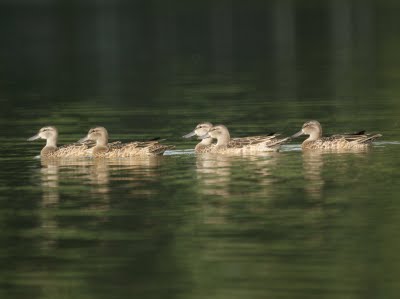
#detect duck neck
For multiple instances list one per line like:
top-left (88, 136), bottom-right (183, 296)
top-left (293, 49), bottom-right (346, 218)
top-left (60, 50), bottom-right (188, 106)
top-left (96, 135), bottom-right (108, 147)
top-left (199, 137), bottom-right (213, 146)
top-left (45, 135), bottom-right (57, 148)
top-left (216, 133), bottom-right (230, 147)
top-left (306, 130), bottom-right (321, 142)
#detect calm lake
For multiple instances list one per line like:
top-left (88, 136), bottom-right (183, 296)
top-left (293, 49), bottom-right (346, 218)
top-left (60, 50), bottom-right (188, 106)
top-left (1, 1), bottom-right (400, 299)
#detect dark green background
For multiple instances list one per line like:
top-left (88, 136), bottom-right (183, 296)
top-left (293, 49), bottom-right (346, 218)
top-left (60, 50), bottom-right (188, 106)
top-left (1, 1), bottom-right (400, 299)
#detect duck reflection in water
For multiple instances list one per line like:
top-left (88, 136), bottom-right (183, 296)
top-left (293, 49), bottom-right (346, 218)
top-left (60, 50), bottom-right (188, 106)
top-left (301, 151), bottom-right (324, 200)
top-left (40, 158), bottom-right (60, 207)
top-left (40, 157), bottom-right (162, 204)
top-left (196, 153), bottom-right (280, 198)
top-left (195, 153), bottom-right (280, 225)
top-left (196, 154), bottom-right (233, 198)
top-left (37, 157), bottom-right (162, 252)
top-left (301, 151), bottom-right (369, 200)
top-left (40, 158), bottom-right (111, 207)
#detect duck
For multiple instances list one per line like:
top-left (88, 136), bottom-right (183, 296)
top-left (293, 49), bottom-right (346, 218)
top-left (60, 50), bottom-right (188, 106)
top-left (182, 122), bottom-right (214, 153)
top-left (291, 120), bottom-right (382, 150)
top-left (78, 126), bottom-right (174, 157)
top-left (28, 126), bottom-right (89, 158)
top-left (198, 124), bottom-right (289, 154)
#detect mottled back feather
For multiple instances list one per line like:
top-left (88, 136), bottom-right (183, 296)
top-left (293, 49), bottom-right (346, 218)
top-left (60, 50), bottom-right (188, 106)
top-left (304, 133), bottom-right (382, 150)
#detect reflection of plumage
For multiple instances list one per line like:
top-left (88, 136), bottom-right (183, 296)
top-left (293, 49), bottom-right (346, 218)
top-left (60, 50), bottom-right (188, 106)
top-left (293, 120), bottom-right (382, 150)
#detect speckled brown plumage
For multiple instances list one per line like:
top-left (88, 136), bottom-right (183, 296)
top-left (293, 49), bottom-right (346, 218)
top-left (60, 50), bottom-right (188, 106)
top-left (292, 120), bottom-right (382, 150)
top-left (199, 125), bottom-right (289, 154)
top-left (79, 127), bottom-right (174, 158)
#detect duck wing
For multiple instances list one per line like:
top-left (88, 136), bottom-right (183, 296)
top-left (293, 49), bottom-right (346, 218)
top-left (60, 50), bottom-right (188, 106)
top-left (55, 143), bottom-right (90, 157)
top-left (229, 135), bottom-right (278, 147)
top-left (109, 140), bottom-right (174, 156)
top-left (330, 132), bottom-right (382, 144)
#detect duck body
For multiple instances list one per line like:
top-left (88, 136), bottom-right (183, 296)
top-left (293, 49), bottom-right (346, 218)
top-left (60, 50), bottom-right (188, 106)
top-left (195, 142), bottom-right (213, 153)
top-left (200, 125), bottom-right (289, 154)
top-left (301, 134), bottom-right (382, 150)
top-left (28, 126), bottom-right (89, 158)
top-left (91, 141), bottom-right (174, 158)
top-left (292, 120), bottom-right (382, 150)
top-left (184, 123), bottom-right (289, 154)
top-left (40, 144), bottom-right (90, 158)
top-left (79, 127), bottom-right (174, 158)
top-left (229, 135), bottom-right (289, 152)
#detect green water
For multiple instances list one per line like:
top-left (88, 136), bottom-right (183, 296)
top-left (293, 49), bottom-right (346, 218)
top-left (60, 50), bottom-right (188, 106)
top-left (2, 1), bottom-right (400, 299)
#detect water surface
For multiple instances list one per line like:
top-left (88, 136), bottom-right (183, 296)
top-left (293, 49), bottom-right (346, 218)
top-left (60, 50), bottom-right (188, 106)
top-left (1, 1), bottom-right (400, 299)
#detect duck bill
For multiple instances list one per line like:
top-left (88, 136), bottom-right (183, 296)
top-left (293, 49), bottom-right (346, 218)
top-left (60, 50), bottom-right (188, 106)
top-left (291, 130), bottom-right (305, 138)
top-left (78, 136), bottom-right (89, 143)
top-left (198, 133), bottom-right (211, 140)
top-left (182, 131), bottom-right (196, 138)
top-left (27, 134), bottom-right (40, 141)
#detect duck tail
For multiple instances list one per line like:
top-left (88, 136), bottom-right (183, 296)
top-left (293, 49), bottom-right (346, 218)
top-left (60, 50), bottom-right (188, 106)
top-left (149, 144), bottom-right (175, 155)
top-left (356, 133), bottom-right (382, 144)
top-left (266, 136), bottom-right (290, 150)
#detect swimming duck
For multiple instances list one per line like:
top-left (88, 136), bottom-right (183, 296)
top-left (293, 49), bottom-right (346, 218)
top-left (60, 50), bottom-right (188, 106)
top-left (199, 124), bottom-right (289, 154)
top-left (28, 126), bottom-right (89, 158)
top-left (182, 122), bottom-right (214, 153)
top-left (292, 120), bottom-right (382, 150)
top-left (78, 127), bottom-right (174, 157)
